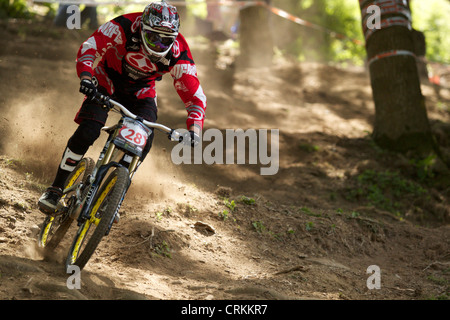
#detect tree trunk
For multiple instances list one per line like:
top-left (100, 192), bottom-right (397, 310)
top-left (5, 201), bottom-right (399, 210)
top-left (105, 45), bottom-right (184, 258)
top-left (238, 4), bottom-right (273, 68)
top-left (360, 0), bottom-right (435, 156)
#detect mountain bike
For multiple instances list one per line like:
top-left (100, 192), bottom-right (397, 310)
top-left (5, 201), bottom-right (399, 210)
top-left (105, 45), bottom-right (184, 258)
top-left (37, 92), bottom-right (187, 271)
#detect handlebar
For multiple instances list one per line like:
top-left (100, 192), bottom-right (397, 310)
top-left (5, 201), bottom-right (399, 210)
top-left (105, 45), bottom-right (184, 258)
top-left (93, 92), bottom-right (183, 143)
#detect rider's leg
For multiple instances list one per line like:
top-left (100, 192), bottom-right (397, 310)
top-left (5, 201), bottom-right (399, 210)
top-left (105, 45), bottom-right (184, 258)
top-left (38, 96), bottom-right (108, 214)
top-left (38, 120), bottom-right (104, 214)
top-left (39, 70), bottom-right (113, 214)
top-left (51, 119), bottom-right (104, 189)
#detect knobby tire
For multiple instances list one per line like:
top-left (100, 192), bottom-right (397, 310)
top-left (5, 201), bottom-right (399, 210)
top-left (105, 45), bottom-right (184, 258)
top-left (38, 157), bottom-right (95, 253)
top-left (65, 166), bottom-right (129, 271)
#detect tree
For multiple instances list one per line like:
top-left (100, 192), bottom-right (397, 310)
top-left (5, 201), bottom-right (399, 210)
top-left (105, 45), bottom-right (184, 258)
top-left (238, 2), bottom-right (273, 68)
top-left (360, 0), bottom-right (438, 157)
top-left (0, 0), bottom-right (33, 19)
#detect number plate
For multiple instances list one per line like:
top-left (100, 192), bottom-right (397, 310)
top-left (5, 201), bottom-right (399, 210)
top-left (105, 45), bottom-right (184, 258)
top-left (113, 117), bottom-right (152, 157)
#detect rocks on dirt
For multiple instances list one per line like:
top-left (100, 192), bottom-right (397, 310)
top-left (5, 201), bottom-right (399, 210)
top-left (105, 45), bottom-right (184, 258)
top-left (214, 186), bottom-right (232, 198)
top-left (193, 221), bottom-right (216, 236)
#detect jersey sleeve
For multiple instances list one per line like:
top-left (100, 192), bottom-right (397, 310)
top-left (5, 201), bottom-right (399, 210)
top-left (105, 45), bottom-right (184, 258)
top-left (169, 37), bottom-right (207, 130)
top-left (76, 20), bottom-right (125, 78)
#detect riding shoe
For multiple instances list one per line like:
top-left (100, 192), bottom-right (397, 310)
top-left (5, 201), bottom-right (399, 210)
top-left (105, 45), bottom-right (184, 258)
top-left (38, 186), bottom-right (63, 215)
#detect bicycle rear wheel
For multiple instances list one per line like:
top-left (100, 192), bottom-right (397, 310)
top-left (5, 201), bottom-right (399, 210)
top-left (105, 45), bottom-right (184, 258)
top-left (65, 166), bottom-right (129, 270)
top-left (38, 158), bottom-right (95, 252)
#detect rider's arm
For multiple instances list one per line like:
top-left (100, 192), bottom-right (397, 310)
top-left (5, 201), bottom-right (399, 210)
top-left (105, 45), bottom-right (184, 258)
top-left (189, 124), bottom-right (201, 135)
top-left (169, 35), bottom-right (207, 132)
top-left (76, 19), bottom-right (125, 80)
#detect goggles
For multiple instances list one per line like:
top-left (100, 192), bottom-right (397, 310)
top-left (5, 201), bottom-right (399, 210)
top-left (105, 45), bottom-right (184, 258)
top-left (142, 29), bottom-right (176, 53)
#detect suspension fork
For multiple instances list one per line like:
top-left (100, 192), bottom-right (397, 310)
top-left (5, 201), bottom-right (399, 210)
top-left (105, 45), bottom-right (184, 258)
top-left (76, 122), bottom-right (142, 226)
top-left (76, 161), bottom-right (127, 225)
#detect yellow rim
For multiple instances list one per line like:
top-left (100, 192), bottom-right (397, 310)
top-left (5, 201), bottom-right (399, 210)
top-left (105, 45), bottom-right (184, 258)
top-left (90, 176), bottom-right (117, 225)
top-left (70, 219), bottom-right (91, 264)
top-left (39, 162), bottom-right (86, 247)
top-left (69, 175), bottom-right (117, 264)
top-left (39, 216), bottom-right (54, 247)
top-left (62, 162), bottom-right (86, 202)
top-left (39, 162), bottom-right (85, 248)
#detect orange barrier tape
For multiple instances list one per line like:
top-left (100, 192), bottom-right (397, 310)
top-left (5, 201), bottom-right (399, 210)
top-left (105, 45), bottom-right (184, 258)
top-left (360, 0), bottom-right (411, 22)
top-left (33, 0), bottom-right (364, 45)
top-left (367, 49), bottom-right (415, 66)
top-left (363, 16), bottom-right (411, 41)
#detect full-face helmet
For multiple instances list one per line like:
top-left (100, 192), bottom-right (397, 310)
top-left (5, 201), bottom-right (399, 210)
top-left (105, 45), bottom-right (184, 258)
top-left (141, 1), bottom-right (180, 60)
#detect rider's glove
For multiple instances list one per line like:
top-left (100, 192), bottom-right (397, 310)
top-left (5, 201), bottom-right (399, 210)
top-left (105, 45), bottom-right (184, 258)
top-left (183, 130), bottom-right (200, 148)
top-left (79, 79), bottom-right (97, 99)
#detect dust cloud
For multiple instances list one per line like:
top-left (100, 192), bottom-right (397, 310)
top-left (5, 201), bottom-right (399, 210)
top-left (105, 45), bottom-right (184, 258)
top-left (0, 90), bottom-right (189, 202)
top-left (0, 26), bottom-right (188, 201)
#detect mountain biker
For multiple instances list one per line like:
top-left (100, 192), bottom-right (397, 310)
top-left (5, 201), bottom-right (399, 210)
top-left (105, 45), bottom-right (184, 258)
top-left (38, 0), bottom-right (207, 215)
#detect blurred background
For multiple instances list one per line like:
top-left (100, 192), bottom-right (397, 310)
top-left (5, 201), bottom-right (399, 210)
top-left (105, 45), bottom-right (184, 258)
top-left (1, 0), bottom-right (449, 67)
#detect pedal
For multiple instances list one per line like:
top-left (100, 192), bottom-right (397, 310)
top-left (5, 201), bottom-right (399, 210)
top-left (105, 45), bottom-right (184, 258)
top-left (56, 201), bottom-right (65, 212)
top-left (38, 206), bottom-right (57, 216)
top-left (37, 202), bottom-right (59, 217)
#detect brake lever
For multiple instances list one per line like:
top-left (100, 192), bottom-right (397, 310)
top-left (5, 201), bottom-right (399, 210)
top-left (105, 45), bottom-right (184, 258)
top-left (92, 93), bottom-right (112, 110)
top-left (168, 129), bottom-right (183, 143)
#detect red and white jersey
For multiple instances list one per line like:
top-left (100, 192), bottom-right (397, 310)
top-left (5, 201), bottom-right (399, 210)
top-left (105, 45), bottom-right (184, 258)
top-left (76, 12), bottom-right (206, 130)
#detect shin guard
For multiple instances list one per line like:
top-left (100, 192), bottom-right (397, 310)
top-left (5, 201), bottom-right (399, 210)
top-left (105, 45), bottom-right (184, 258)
top-left (51, 147), bottom-right (84, 189)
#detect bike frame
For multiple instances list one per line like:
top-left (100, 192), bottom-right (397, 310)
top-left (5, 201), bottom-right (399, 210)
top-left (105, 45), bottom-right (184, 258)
top-left (62, 94), bottom-right (184, 229)
top-left (37, 92), bottom-right (191, 268)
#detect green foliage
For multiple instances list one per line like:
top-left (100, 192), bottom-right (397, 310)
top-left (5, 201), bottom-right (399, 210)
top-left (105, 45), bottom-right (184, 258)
top-left (219, 208), bottom-right (234, 222)
top-left (224, 199), bottom-right (236, 212)
top-left (240, 196), bottom-right (256, 205)
top-left (299, 207), bottom-right (321, 218)
top-left (155, 211), bottom-right (164, 221)
top-left (251, 220), bottom-right (282, 240)
top-left (346, 169), bottom-right (427, 213)
top-left (218, 198), bottom-right (238, 222)
top-left (154, 241), bottom-right (172, 259)
top-left (411, 0), bottom-right (450, 63)
top-left (427, 294), bottom-right (449, 300)
top-left (0, 0), bottom-right (34, 19)
top-left (351, 211), bottom-right (360, 218)
top-left (218, 209), bottom-right (230, 221)
top-left (273, 0), bottom-right (450, 65)
top-left (186, 0), bottom-right (207, 19)
top-left (299, 143), bottom-right (320, 153)
top-left (273, 0), bottom-right (365, 65)
top-left (252, 221), bottom-right (266, 233)
top-left (155, 207), bottom-right (172, 221)
top-left (409, 154), bottom-right (437, 181)
top-left (322, 0), bottom-right (366, 64)
top-left (427, 274), bottom-right (448, 286)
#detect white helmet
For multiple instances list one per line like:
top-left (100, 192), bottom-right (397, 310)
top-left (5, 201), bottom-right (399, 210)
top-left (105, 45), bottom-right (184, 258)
top-left (141, 1), bottom-right (180, 60)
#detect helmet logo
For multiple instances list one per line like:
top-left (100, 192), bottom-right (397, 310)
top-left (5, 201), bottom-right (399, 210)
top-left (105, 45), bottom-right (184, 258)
top-left (172, 40), bottom-right (180, 58)
top-left (142, 1), bottom-right (179, 32)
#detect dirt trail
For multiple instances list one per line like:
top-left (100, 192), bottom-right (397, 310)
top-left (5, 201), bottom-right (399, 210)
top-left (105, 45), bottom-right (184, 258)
top-left (0, 19), bottom-right (449, 301)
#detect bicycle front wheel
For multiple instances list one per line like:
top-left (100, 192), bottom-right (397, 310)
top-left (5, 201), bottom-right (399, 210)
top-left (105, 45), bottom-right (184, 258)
top-left (38, 157), bottom-right (95, 252)
top-left (65, 166), bottom-right (129, 270)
